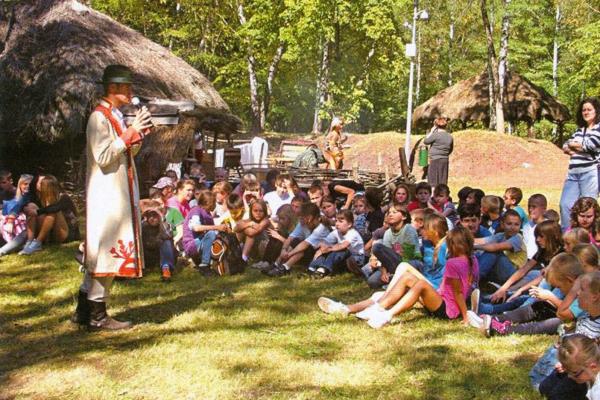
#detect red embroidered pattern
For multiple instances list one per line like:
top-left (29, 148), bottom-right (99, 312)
top-left (110, 240), bottom-right (136, 275)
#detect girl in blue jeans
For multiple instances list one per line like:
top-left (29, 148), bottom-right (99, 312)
top-left (182, 190), bottom-right (228, 275)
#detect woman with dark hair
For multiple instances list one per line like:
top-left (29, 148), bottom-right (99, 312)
top-left (559, 97), bottom-right (600, 230)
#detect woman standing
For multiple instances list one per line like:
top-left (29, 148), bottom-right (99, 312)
top-left (560, 97), bottom-right (600, 230)
top-left (323, 117), bottom-right (347, 170)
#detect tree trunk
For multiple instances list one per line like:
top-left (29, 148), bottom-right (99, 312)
top-left (496, 0), bottom-right (510, 134)
top-left (260, 42), bottom-right (285, 130)
top-left (312, 39), bottom-right (330, 134)
top-left (481, 0), bottom-right (498, 130)
top-left (237, 1), bottom-right (262, 134)
top-left (448, 19), bottom-right (454, 86)
top-left (415, 29), bottom-right (422, 105)
top-left (552, 4), bottom-right (561, 138)
top-left (356, 42), bottom-right (376, 89)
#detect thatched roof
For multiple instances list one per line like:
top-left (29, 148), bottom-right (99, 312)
top-left (0, 0), bottom-right (231, 143)
top-left (412, 71), bottom-right (571, 129)
top-left (0, 0), bottom-right (242, 179)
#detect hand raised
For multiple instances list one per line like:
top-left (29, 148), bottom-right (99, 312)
top-left (131, 107), bottom-right (153, 134)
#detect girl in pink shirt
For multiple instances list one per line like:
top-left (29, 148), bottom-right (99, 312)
top-left (363, 225), bottom-right (479, 329)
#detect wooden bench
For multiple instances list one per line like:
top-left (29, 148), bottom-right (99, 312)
top-left (266, 139), bottom-right (317, 167)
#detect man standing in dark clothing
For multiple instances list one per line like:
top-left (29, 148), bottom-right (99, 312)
top-left (424, 116), bottom-right (453, 187)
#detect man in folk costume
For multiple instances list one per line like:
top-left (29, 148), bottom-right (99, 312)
top-left (71, 65), bottom-right (153, 331)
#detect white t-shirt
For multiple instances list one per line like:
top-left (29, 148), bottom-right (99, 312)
top-left (325, 228), bottom-right (365, 257)
top-left (522, 220), bottom-right (538, 259)
top-left (305, 223), bottom-right (331, 249)
top-left (263, 190), bottom-right (292, 216)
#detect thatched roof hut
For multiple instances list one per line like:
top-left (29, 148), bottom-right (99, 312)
top-left (412, 71), bottom-right (571, 132)
top-left (0, 0), bottom-right (240, 179)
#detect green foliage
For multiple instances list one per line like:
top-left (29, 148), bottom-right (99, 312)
top-left (91, 0), bottom-right (599, 135)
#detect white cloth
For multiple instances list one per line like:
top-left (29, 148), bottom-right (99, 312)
top-left (235, 143), bottom-right (253, 167)
top-left (251, 137), bottom-right (268, 168)
top-left (214, 149), bottom-right (224, 168)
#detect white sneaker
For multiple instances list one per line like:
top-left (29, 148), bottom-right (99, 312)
top-left (470, 288), bottom-right (480, 314)
top-left (467, 310), bottom-right (484, 329)
top-left (367, 310), bottom-right (392, 329)
top-left (355, 303), bottom-right (384, 320)
top-left (317, 297), bottom-right (349, 316)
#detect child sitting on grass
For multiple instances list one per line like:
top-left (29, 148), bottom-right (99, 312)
top-left (351, 194), bottom-right (369, 241)
top-left (567, 197), bottom-right (600, 246)
top-left (431, 184), bottom-right (458, 227)
top-left (472, 253), bottom-right (584, 337)
top-left (182, 191), bottom-right (228, 276)
top-left (211, 181), bottom-right (232, 220)
top-left (140, 200), bottom-right (176, 282)
top-left (0, 174), bottom-right (32, 256)
top-left (480, 195), bottom-right (503, 234)
top-left (368, 203), bottom-right (420, 289)
top-left (235, 199), bottom-right (271, 264)
top-left (549, 334), bottom-right (600, 400)
top-left (251, 204), bottom-right (297, 271)
top-left (475, 209), bottom-right (527, 285)
top-left (407, 181), bottom-right (431, 212)
top-left (503, 187), bottom-right (528, 228)
top-left (531, 271), bottom-right (600, 398)
top-left (318, 225), bottom-right (477, 330)
top-left (308, 209), bottom-right (364, 278)
top-left (564, 228), bottom-right (591, 253)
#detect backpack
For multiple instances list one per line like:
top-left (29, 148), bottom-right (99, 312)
top-left (292, 146), bottom-right (326, 168)
top-left (210, 232), bottom-right (245, 275)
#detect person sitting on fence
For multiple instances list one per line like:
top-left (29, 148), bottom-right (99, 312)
top-left (323, 117), bottom-right (347, 170)
top-left (308, 209), bottom-right (364, 278)
top-left (263, 202), bottom-right (331, 277)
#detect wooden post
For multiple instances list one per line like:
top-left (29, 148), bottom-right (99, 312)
top-left (399, 146), bottom-right (410, 178)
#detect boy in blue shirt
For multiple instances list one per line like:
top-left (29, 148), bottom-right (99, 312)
top-left (504, 187), bottom-right (528, 228)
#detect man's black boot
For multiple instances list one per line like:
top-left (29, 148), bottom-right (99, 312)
top-left (88, 300), bottom-right (132, 331)
top-left (70, 290), bottom-right (91, 326)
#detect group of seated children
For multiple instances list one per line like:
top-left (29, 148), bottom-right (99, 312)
top-left (0, 170), bottom-right (80, 258)
top-left (314, 183), bottom-right (600, 400)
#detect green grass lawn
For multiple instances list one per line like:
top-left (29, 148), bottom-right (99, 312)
top-left (1, 241), bottom-right (553, 400)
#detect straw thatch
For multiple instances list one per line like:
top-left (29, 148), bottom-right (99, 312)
top-left (412, 71), bottom-right (571, 130)
top-left (0, 0), bottom-right (239, 176)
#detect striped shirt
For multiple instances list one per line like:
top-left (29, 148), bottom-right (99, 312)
top-left (567, 123), bottom-right (600, 174)
top-left (575, 314), bottom-right (600, 339)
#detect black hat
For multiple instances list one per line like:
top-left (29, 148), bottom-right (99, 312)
top-left (97, 64), bottom-right (133, 84)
